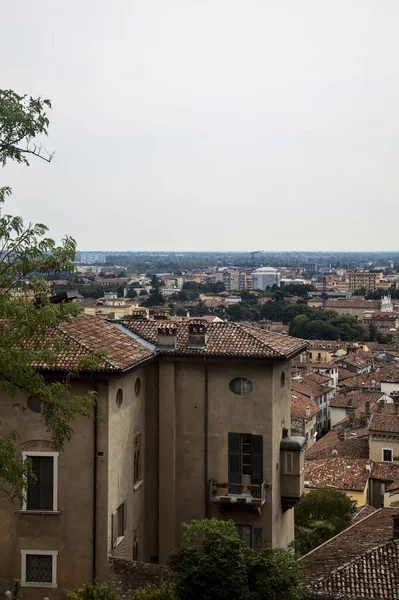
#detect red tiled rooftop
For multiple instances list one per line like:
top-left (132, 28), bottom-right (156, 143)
top-left (122, 319), bottom-right (308, 359)
top-left (304, 456), bottom-right (369, 492)
top-left (305, 428), bottom-right (369, 461)
top-left (301, 507), bottom-right (399, 579)
top-left (33, 314), bottom-right (154, 372)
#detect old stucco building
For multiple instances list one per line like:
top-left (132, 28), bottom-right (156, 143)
top-left (0, 314), bottom-right (307, 598)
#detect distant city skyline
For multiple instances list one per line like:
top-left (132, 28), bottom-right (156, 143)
top-left (1, 1), bottom-right (399, 251)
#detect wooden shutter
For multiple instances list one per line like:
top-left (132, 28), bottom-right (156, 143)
top-left (253, 527), bottom-right (264, 549)
top-left (228, 433), bottom-right (241, 485)
top-left (251, 435), bottom-right (263, 485)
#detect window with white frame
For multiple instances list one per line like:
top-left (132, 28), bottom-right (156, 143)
top-left (22, 451), bottom-right (59, 512)
top-left (21, 550), bottom-right (58, 588)
top-left (382, 448), bottom-right (393, 462)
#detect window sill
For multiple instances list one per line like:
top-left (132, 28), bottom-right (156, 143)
top-left (21, 582), bottom-right (57, 588)
top-left (19, 510), bottom-right (60, 515)
top-left (133, 480), bottom-right (143, 491)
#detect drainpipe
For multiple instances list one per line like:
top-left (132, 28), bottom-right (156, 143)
top-left (204, 358), bottom-right (209, 518)
top-left (90, 380), bottom-right (98, 584)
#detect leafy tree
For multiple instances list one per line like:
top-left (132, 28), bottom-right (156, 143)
top-left (294, 489), bottom-right (356, 555)
top-left (170, 519), bottom-right (249, 600)
top-left (0, 89), bottom-right (54, 165)
top-left (131, 584), bottom-right (177, 600)
top-left (169, 518), bottom-right (305, 600)
top-left (0, 90), bottom-right (96, 498)
top-left (67, 584), bottom-right (118, 600)
top-left (126, 288), bottom-right (137, 299)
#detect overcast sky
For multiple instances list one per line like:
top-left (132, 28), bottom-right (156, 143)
top-left (1, 1), bottom-right (398, 252)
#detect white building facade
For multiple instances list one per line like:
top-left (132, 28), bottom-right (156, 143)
top-left (252, 267), bottom-right (281, 290)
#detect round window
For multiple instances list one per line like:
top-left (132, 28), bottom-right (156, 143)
top-left (27, 395), bottom-right (42, 413)
top-left (281, 372), bottom-right (286, 388)
top-left (229, 378), bottom-right (253, 396)
top-left (116, 388), bottom-right (123, 408)
top-left (134, 378), bottom-right (141, 397)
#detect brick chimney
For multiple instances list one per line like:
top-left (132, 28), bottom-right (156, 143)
top-left (393, 513), bottom-right (399, 539)
top-left (365, 401), bottom-right (371, 415)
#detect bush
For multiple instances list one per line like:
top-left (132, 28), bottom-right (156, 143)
top-left (131, 583), bottom-right (177, 600)
top-left (67, 584), bottom-right (119, 600)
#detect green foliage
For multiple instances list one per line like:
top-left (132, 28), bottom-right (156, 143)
top-left (0, 89), bottom-right (97, 498)
top-left (0, 89), bottom-right (52, 165)
top-left (131, 583), bottom-right (177, 600)
top-left (246, 548), bottom-right (305, 600)
top-left (294, 489), bottom-right (357, 555)
top-left (67, 584), bottom-right (118, 600)
top-left (169, 518), bottom-right (305, 600)
top-left (13, 578), bottom-right (22, 600)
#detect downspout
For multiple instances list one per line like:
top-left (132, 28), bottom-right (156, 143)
top-left (204, 358), bottom-right (209, 517)
top-left (90, 380), bottom-right (98, 584)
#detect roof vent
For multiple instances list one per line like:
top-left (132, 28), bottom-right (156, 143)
top-left (188, 320), bottom-right (207, 348)
top-left (157, 324), bottom-right (177, 349)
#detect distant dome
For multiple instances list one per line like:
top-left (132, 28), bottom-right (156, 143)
top-left (254, 267), bottom-right (278, 273)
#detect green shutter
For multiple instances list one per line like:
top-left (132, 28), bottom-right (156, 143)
top-left (251, 435), bottom-right (263, 485)
top-left (228, 433), bottom-right (241, 485)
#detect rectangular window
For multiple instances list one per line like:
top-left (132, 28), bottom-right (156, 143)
top-left (284, 452), bottom-right (294, 474)
top-left (21, 550), bottom-right (58, 588)
top-left (22, 452), bottom-right (59, 512)
top-left (228, 433), bottom-right (263, 486)
top-left (235, 525), bottom-right (252, 547)
top-left (235, 525), bottom-right (264, 549)
top-left (383, 448), bottom-right (393, 462)
top-left (134, 433), bottom-right (141, 485)
top-left (112, 501), bottom-right (127, 548)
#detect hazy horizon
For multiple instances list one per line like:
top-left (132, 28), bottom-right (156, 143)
top-left (1, 1), bottom-right (398, 252)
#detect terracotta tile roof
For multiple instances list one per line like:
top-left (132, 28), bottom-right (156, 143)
top-left (304, 457), bottom-right (369, 492)
top-left (291, 392), bottom-right (318, 420)
top-left (33, 314), bottom-right (153, 372)
top-left (301, 507), bottom-right (399, 579)
top-left (338, 368), bottom-right (357, 382)
top-left (122, 320), bottom-right (308, 359)
top-left (371, 462), bottom-right (399, 482)
top-left (329, 390), bottom-right (383, 409)
top-left (306, 372), bottom-right (332, 385)
top-left (305, 428), bottom-right (369, 461)
top-left (351, 504), bottom-right (378, 524)
top-left (369, 409), bottom-right (399, 434)
top-left (292, 378), bottom-right (333, 400)
top-left (310, 539), bottom-right (399, 599)
top-left (341, 364), bottom-right (399, 389)
top-left (387, 481), bottom-right (399, 492)
top-left (338, 354), bottom-right (372, 369)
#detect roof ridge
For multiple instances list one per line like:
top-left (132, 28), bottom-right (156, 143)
top-left (299, 508), bottom-right (385, 562)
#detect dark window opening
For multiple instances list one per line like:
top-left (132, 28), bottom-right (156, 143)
top-left (228, 433), bottom-right (263, 486)
top-left (134, 434), bottom-right (141, 484)
top-left (27, 456), bottom-right (54, 511)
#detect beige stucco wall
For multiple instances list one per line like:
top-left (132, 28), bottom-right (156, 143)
top-left (107, 367), bottom-right (147, 563)
top-left (330, 406), bottom-right (347, 427)
top-left (369, 437), bottom-right (399, 462)
top-left (157, 356), bottom-right (296, 563)
top-left (0, 381), bottom-right (98, 600)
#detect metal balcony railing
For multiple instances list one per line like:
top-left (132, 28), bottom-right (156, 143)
top-left (210, 480), bottom-right (267, 507)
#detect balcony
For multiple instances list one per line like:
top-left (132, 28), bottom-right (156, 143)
top-left (210, 480), bottom-right (268, 509)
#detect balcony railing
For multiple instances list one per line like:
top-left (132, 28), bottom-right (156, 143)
top-left (210, 480), bottom-right (267, 507)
